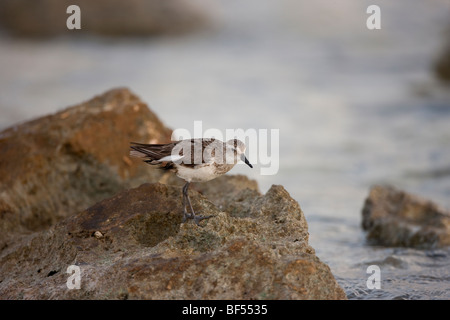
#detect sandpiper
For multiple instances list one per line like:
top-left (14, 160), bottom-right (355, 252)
top-left (130, 138), bottom-right (253, 225)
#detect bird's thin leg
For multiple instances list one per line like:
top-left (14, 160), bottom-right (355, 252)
top-left (182, 182), bottom-right (192, 222)
top-left (185, 191), bottom-right (195, 217)
top-left (183, 182), bottom-right (196, 216)
top-left (182, 182), bottom-right (212, 226)
top-left (181, 189), bottom-right (188, 222)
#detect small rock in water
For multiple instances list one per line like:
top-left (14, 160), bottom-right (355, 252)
top-left (362, 185), bottom-right (450, 249)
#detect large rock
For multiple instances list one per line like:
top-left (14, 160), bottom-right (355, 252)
top-left (0, 88), bottom-right (346, 299)
top-left (0, 88), bottom-right (172, 251)
top-left (362, 185), bottom-right (450, 249)
top-left (0, 182), bottom-right (346, 300)
top-left (0, 0), bottom-right (212, 38)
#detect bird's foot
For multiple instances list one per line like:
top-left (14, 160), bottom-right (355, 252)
top-left (181, 212), bottom-right (213, 226)
top-left (192, 214), bottom-right (213, 226)
top-left (182, 212), bottom-right (193, 223)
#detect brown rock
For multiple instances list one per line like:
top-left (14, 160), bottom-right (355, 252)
top-left (434, 27), bottom-right (450, 83)
top-left (0, 0), bottom-right (212, 38)
top-left (0, 88), bottom-right (172, 251)
top-left (0, 182), bottom-right (346, 300)
top-left (362, 185), bottom-right (450, 249)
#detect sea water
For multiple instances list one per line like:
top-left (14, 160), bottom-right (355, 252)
top-left (0, 0), bottom-right (449, 299)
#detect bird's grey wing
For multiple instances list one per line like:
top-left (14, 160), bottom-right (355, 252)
top-left (202, 139), bottom-right (223, 164)
top-left (174, 138), bottom-right (217, 167)
top-left (129, 142), bottom-right (177, 165)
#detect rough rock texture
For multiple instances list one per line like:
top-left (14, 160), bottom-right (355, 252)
top-left (0, 182), bottom-right (346, 300)
top-left (362, 185), bottom-right (450, 249)
top-left (162, 172), bottom-right (262, 215)
top-left (0, 88), bottom-right (172, 251)
top-left (0, 0), bottom-right (212, 38)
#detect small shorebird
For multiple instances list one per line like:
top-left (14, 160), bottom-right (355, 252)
top-left (130, 138), bottom-right (253, 225)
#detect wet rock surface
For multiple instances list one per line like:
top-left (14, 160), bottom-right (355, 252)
top-left (362, 185), bottom-right (450, 249)
top-left (0, 88), bottom-right (346, 299)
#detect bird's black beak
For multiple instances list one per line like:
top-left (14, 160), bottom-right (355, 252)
top-left (241, 154), bottom-right (253, 168)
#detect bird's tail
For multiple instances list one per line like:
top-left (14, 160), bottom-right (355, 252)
top-left (129, 142), bottom-right (177, 167)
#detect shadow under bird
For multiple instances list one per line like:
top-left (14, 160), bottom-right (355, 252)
top-left (130, 138), bottom-right (253, 225)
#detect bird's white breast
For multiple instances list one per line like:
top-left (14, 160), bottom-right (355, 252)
top-left (175, 163), bottom-right (233, 182)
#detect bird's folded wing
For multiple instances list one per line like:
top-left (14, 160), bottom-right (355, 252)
top-left (129, 138), bottom-right (219, 166)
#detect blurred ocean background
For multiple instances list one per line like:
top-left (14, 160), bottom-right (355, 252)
top-left (1, 0), bottom-right (449, 299)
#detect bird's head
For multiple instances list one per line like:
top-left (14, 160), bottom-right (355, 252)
top-left (226, 139), bottom-right (253, 168)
